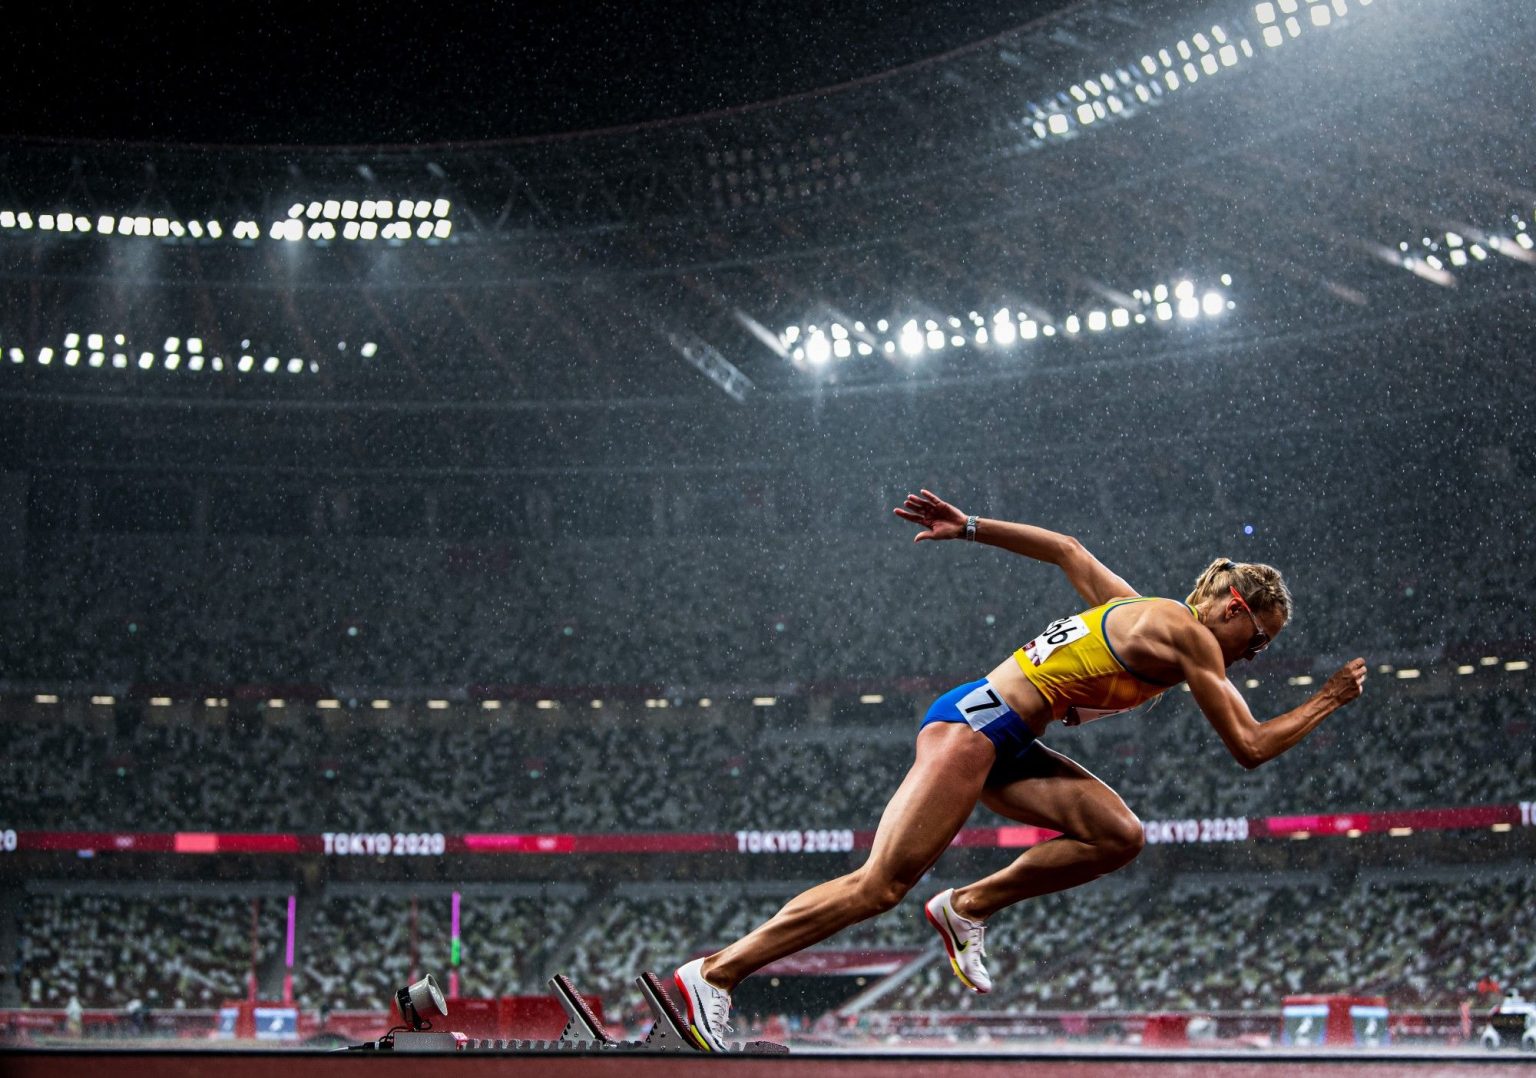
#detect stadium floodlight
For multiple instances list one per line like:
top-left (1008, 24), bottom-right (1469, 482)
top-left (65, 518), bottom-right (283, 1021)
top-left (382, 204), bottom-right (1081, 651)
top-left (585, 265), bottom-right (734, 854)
top-left (360, 341), bottom-right (378, 357)
top-left (994, 320), bottom-right (1017, 345)
top-left (323, 200), bottom-right (340, 219)
top-left (1065, 315), bottom-right (1081, 334)
top-left (433, 198), bottom-right (451, 217)
top-left (900, 321), bottom-right (924, 355)
top-left (926, 328), bottom-right (945, 351)
top-left (1156, 302), bottom-right (1174, 320)
top-left (1112, 307), bottom-right (1130, 327)
top-left (137, 352), bottom-right (154, 369)
top-left (1202, 291), bottom-right (1225, 315)
top-left (1087, 311), bottom-right (1107, 332)
top-left (432, 220), bottom-right (451, 239)
top-left (802, 330), bottom-right (831, 363)
top-left (1021, 320), bottom-right (1039, 339)
top-left (1178, 297), bottom-right (1201, 319)
top-left (38, 347), bottom-right (53, 364)
top-left (1047, 113), bottom-right (1070, 135)
top-left (65, 350), bottom-right (80, 365)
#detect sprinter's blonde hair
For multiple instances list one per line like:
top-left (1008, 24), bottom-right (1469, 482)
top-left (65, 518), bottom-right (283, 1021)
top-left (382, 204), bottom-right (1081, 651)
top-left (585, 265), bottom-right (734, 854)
top-left (1186, 559), bottom-right (1293, 619)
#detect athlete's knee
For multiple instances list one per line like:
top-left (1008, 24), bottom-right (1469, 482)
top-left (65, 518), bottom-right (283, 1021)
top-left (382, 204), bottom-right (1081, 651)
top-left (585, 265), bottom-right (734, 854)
top-left (851, 871), bottom-right (911, 916)
top-left (1096, 811), bottom-right (1145, 867)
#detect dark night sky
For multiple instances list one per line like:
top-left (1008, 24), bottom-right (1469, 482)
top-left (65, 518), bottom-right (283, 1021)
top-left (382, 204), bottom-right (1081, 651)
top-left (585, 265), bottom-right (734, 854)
top-left (2, 0), bottom-right (1076, 146)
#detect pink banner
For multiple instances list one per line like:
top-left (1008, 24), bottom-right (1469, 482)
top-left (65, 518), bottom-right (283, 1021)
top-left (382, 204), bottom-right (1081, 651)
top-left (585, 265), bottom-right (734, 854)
top-left (1262, 804), bottom-right (1520, 837)
top-left (3, 801), bottom-right (1526, 857)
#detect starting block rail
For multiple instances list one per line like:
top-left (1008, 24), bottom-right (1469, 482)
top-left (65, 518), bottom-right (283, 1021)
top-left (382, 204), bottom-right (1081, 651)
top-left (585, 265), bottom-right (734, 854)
top-left (347, 970), bottom-right (787, 1055)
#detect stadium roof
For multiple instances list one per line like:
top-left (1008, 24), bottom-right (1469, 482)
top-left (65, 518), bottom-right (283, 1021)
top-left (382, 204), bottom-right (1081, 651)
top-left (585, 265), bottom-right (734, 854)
top-left (1, 0), bottom-right (1533, 408)
top-left (2, 0), bottom-right (1080, 146)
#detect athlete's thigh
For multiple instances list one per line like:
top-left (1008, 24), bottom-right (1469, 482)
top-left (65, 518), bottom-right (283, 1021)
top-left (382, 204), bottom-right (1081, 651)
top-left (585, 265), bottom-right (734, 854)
top-left (979, 742), bottom-right (1139, 842)
top-left (862, 722), bottom-right (993, 887)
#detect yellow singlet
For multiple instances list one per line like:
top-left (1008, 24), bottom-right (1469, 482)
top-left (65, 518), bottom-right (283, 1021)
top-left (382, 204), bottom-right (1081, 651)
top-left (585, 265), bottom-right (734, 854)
top-left (1013, 597), bottom-right (1199, 726)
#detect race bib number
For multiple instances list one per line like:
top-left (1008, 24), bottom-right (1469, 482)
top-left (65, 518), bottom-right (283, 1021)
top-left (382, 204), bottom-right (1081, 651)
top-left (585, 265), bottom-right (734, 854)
top-left (1021, 615), bottom-right (1089, 667)
top-left (955, 682), bottom-right (1009, 732)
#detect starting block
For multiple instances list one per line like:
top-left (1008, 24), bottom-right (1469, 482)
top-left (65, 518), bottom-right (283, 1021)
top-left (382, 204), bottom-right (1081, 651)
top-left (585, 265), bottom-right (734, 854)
top-left (345, 971), bottom-right (787, 1055)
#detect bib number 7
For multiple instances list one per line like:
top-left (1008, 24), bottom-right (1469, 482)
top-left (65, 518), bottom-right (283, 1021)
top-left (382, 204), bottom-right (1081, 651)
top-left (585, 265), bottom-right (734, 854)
top-left (1021, 614), bottom-right (1090, 667)
top-left (956, 682), bottom-right (1007, 732)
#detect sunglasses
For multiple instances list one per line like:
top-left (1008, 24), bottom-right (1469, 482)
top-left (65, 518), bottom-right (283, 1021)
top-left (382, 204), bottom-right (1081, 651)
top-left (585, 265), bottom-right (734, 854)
top-left (1229, 585), bottom-right (1271, 656)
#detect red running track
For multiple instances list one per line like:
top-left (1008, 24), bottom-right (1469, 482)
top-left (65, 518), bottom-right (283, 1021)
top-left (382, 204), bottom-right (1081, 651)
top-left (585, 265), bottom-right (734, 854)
top-left (2, 1051), bottom-right (1532, 1077)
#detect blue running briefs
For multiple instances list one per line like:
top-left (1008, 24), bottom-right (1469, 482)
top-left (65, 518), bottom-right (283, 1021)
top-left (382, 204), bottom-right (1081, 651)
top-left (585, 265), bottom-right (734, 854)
top-left (921, 678), bottom-right (1040, 786)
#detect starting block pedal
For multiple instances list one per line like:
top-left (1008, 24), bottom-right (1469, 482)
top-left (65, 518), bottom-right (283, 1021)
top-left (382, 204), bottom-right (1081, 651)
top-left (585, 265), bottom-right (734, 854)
top-left (551, 973), bottom-right (616, 1046)
top-left (343, 969), bottom-right (787, 1054)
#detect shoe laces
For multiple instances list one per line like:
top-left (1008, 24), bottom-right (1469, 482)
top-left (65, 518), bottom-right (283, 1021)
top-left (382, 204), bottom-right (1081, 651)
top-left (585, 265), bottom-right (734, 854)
top-left (969, 921), bottom-right (988, 959)
top-left (706, 985), bottom-right (735, 1035)
top-left (956, 909), bottom-right (988, 959)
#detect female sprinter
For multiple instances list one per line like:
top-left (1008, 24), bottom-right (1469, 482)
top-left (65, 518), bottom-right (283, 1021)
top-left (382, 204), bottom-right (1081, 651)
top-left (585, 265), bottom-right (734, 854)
top-left (673, 489), bottom-right (1367, 1051)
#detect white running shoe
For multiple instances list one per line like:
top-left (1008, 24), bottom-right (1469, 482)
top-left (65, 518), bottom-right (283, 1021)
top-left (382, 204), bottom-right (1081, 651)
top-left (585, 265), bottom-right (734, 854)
top-left (674, 957), bottom-right (733, 1052)
top-left (925, 888), bottom-right (992, 993)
